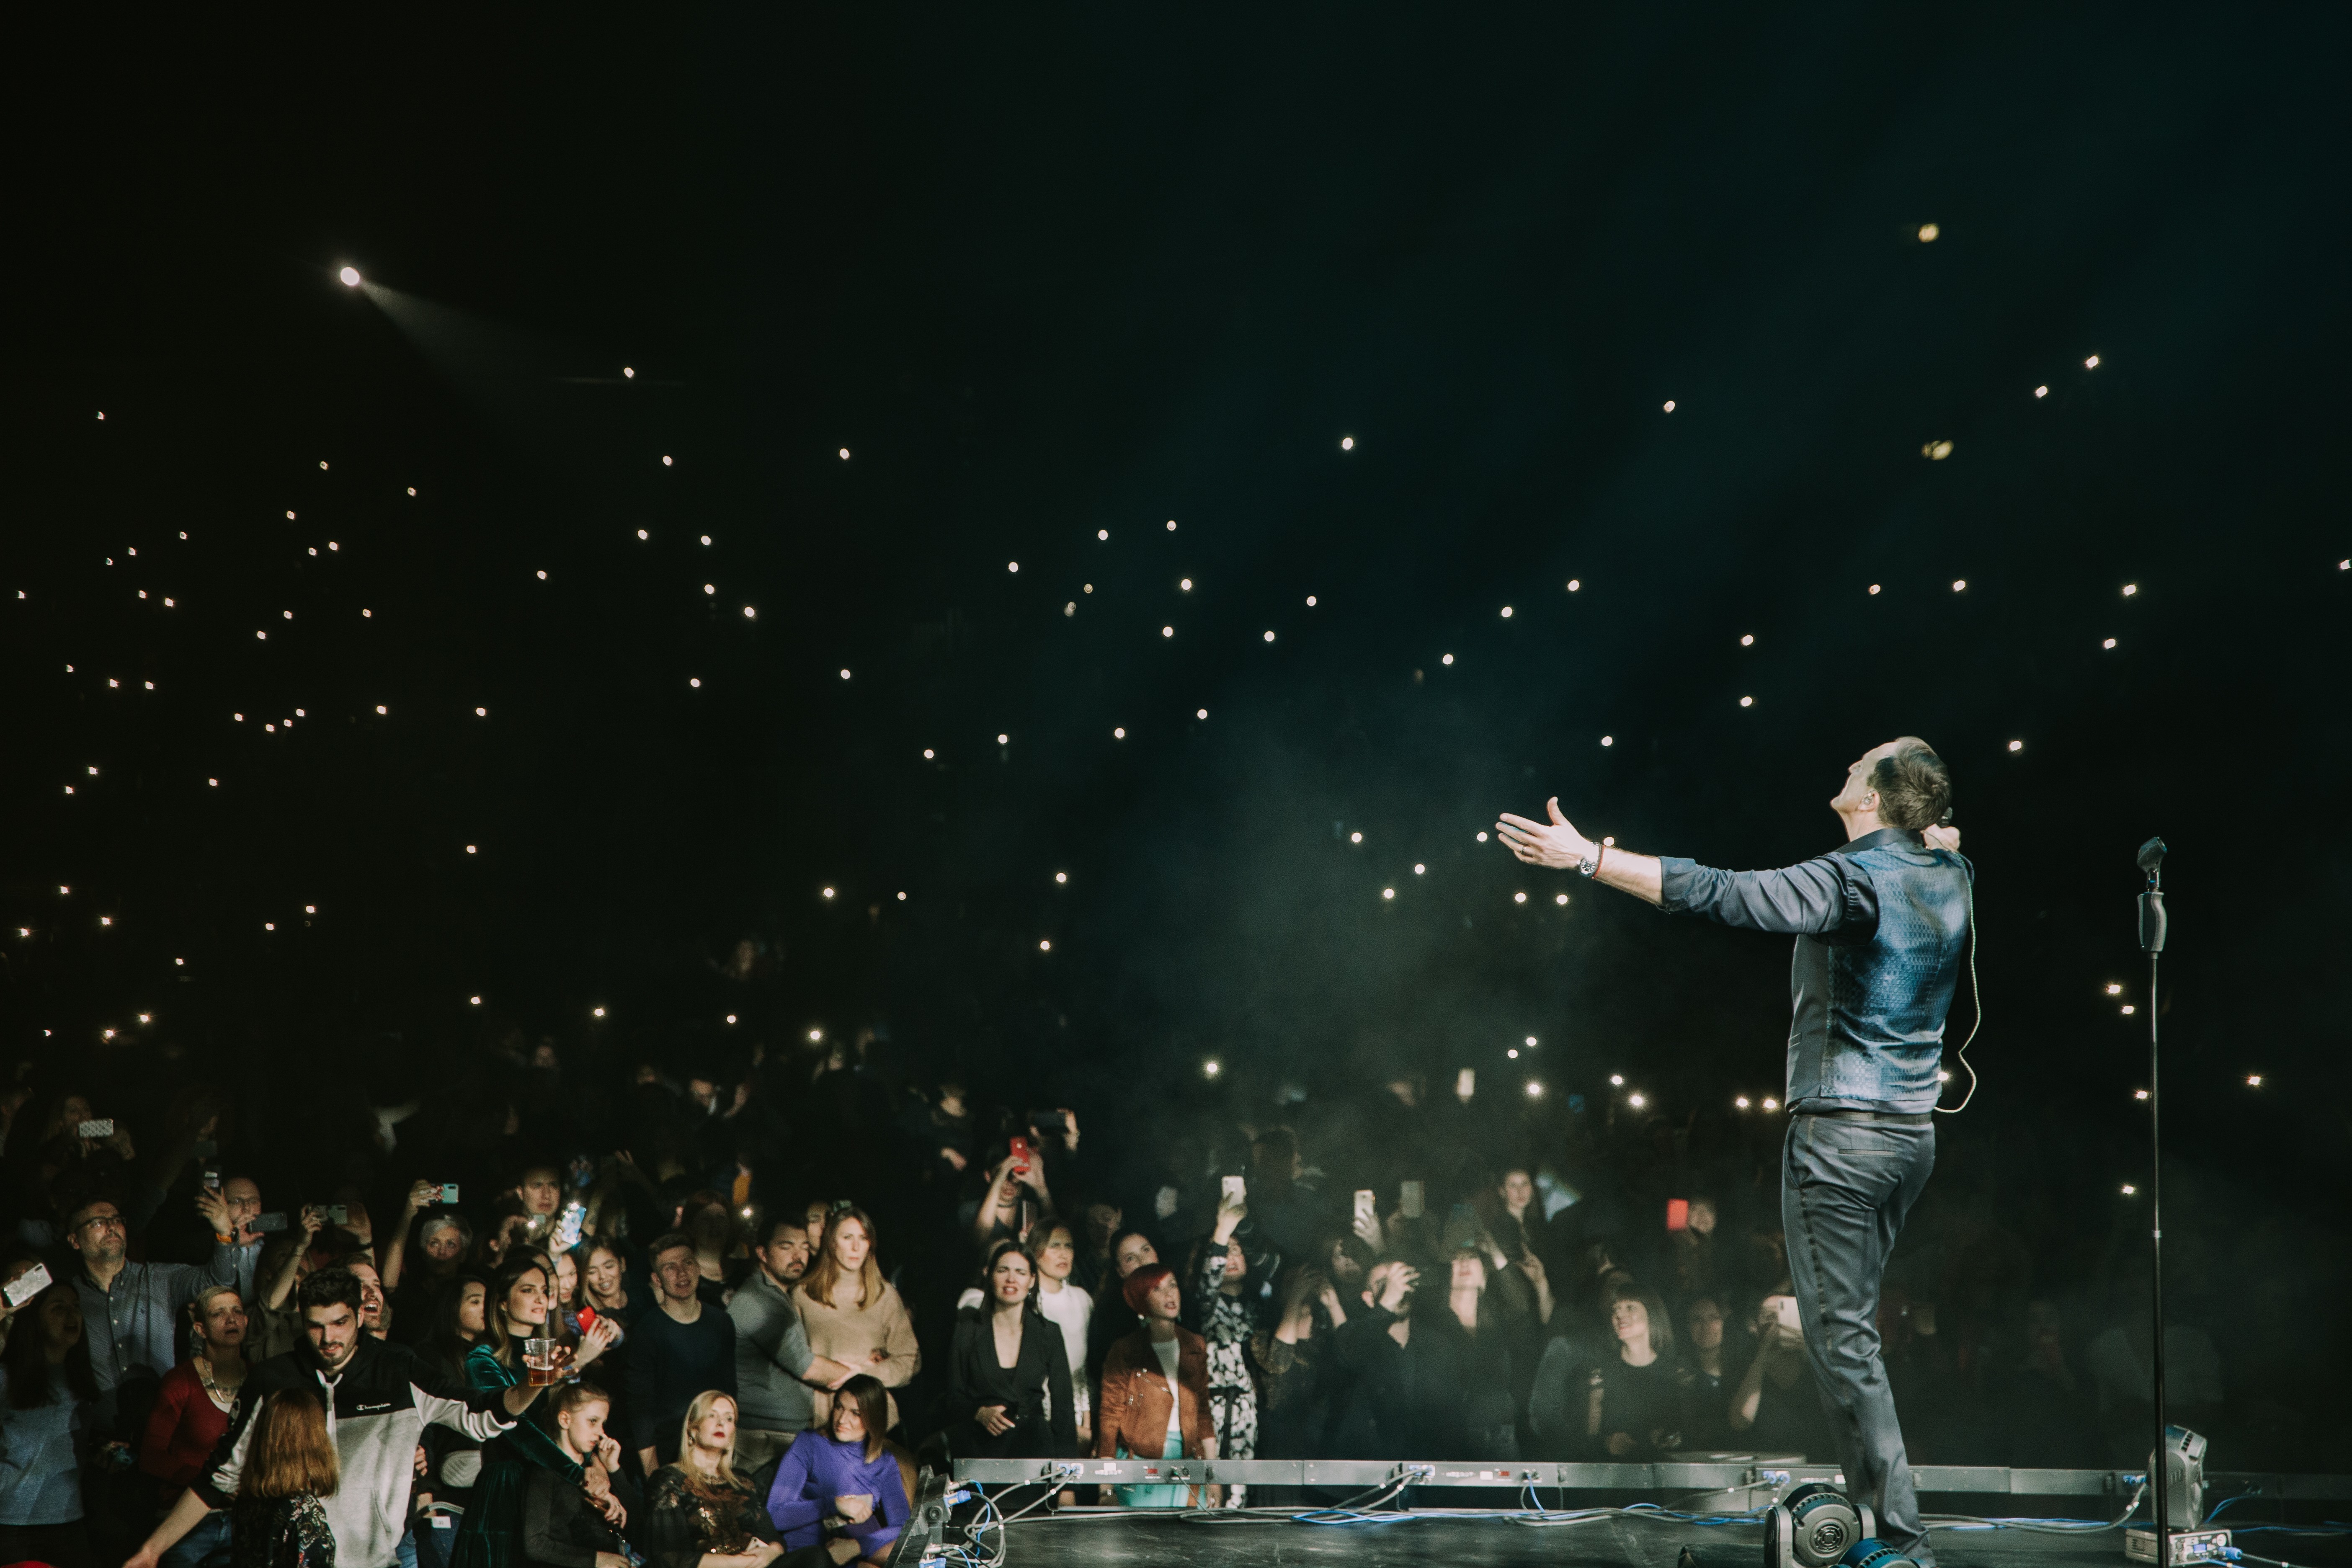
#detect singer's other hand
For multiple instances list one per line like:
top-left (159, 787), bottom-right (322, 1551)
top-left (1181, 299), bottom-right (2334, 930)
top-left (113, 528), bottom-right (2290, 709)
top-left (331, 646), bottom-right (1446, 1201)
top-left (1922, 824), bottom-right (1961, 853)
top-left (1496, 798), bottom-right (1592, 869)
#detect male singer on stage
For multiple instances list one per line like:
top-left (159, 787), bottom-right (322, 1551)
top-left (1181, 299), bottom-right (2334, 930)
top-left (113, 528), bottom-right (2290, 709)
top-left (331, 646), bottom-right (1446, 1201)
top-left (1497, 737), bottom-right (1969, 1565)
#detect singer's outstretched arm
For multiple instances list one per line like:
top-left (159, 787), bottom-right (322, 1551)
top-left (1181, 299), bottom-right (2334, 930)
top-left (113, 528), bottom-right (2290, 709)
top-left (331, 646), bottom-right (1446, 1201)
top-left (1495, 798), bottom-right (1663, 905)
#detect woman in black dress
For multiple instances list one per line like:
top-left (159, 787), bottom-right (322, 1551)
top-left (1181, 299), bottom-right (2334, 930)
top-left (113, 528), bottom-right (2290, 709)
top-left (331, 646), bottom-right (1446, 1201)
top-left (944, 1242), bottom-right (1075, 1458)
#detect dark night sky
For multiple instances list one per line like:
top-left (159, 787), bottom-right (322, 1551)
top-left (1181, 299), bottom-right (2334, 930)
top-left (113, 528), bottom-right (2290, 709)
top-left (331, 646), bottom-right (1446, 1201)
top-left (5, 8), bottom-right (2349, 1248)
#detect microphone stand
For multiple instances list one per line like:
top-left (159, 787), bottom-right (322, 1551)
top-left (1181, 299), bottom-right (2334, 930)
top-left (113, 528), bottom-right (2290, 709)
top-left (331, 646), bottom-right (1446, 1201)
top-left (2137, 836), bottom-right (2170, 1563)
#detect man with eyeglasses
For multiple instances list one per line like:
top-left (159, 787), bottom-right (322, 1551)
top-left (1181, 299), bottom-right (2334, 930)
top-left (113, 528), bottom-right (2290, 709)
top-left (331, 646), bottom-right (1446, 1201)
top-left (68, 1194), bottom-right (243, 1411)
top-left (68, 1192), bottom-right (243, 1563)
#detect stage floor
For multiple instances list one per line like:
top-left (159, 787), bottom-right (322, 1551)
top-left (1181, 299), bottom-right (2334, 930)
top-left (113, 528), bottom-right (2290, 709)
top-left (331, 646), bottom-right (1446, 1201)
top-left (982, 1512), bottom-right (2352, 1568)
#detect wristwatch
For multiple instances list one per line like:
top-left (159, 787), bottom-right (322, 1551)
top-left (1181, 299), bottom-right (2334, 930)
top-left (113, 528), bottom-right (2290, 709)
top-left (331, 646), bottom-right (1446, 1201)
top-left (1576, 845), bottom-right (1603, 878)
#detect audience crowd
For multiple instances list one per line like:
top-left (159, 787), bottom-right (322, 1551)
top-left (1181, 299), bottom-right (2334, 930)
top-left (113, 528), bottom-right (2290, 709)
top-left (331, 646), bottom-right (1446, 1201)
top-left (0, 997), bottom-right (2313, 1568)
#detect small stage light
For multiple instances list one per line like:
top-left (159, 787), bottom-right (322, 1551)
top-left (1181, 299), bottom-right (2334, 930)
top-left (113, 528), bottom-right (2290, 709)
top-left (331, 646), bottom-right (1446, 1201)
top-left (339, 267), bottom-right (361, 287)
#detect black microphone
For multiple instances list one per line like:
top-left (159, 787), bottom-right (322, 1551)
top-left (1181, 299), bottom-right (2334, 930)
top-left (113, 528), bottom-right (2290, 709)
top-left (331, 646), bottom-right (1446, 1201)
top-left (2138, 837), bottom-right (2169, 953)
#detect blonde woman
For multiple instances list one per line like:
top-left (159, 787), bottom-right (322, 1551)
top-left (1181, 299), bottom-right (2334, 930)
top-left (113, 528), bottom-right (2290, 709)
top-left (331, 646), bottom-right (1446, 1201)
top-left (642, 1393), bottom-right (782, 1568)
top-left (792, 1210), bottom-right (917, 1430)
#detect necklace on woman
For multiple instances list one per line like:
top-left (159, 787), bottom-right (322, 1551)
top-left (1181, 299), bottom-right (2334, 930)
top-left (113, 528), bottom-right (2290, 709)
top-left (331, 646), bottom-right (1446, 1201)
top-left (194, 1354), bottom-right (245, 1403)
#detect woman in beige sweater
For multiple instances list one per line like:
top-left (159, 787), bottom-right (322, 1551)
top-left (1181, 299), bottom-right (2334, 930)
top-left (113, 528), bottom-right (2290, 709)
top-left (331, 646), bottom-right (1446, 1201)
top-left (795, 1207), bottom-right (920, 1429)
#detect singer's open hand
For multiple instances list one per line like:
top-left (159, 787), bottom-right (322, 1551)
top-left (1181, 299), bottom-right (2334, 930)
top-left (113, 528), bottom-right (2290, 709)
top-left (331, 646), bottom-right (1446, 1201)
top-left (1496, 798), bottom-right (1593, 869)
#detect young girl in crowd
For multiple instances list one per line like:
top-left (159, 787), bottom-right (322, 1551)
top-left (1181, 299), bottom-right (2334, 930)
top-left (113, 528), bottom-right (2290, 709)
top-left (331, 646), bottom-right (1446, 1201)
top-left (765, 1377), bottom-right (908, 1566)
top-left (519, 1383), bottom-right (632, 1568)
top-left (0, 1271), bottom-right (98, 1568)
top-left (231, 1388), bottom-right (337, 1568)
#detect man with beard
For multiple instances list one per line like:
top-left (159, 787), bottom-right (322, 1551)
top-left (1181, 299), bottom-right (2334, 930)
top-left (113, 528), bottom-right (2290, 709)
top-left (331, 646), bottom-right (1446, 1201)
top-left (729, 1215), bottom-right (857, 1469)
top-left (1498, 737), bottom-right (1970, 1567)
top-left (123, 1268), bottom-right (552, 1568)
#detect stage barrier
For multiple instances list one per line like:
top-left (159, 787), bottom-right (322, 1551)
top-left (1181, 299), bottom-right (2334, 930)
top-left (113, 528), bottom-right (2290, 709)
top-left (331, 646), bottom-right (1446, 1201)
top-left (948, 1455), bottom-right (2352, 1499)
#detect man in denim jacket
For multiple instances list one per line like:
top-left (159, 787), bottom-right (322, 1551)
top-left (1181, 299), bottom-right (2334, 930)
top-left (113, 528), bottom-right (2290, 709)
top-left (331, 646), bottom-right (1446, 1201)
top-left (1499, 737), bottom-right (1969, 1565)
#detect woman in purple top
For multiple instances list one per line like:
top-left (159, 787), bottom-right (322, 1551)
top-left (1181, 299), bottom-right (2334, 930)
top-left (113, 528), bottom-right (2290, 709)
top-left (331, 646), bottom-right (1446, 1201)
top-left (763, 1377), bottom-right (908, 1565)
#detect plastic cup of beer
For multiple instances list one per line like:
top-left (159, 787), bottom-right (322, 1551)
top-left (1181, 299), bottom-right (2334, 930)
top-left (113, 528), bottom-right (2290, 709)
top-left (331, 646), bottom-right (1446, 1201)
top-left (524, 1337), bottom-right (558, 1387)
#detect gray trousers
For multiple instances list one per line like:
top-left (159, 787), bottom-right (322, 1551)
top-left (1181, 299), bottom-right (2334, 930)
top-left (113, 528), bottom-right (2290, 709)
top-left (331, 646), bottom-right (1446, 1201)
top-left (1781, 1112), bottom-right (1937, 1564)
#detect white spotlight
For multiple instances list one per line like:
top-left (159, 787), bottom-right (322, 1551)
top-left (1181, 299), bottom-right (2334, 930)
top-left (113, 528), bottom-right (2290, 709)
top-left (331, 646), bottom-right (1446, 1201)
top-left (338, 267), bottom-right (361, 288)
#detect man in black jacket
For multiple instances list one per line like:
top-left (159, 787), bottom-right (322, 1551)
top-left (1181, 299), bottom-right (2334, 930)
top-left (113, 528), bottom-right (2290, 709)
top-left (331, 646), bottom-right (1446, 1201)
top-left (122, 1269), bottom-right (551, 1568)
top-left (628, 1233), bottom-right (738, 1474)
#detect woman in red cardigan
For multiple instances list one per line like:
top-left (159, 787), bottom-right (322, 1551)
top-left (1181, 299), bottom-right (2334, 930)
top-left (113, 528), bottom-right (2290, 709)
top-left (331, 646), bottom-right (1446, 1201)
top-left (139, 1285), bottom-right (249, 1568)
top-left (1092, 1265), bottom-right (1217, 1507)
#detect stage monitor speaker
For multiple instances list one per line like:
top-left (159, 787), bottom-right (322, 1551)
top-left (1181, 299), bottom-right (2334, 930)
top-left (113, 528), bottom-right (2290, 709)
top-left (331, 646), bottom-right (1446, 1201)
top-left (1763, 1482), bottom-right (1875, 1568)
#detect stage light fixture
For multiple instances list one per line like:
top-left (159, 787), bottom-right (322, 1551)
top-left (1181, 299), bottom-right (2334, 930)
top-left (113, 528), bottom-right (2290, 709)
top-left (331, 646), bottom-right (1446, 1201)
top-left (592, 1007), bottom-right (606, 1018)
top-left (1382, 887), bottom-right (1395, 900)
top-left (2246, 1074), bottom-right (2262, 1086)
top-left (1601, 735), bottom-right (1613, 746)
top-left (1736, 1096), bottom-right (1751, 1109)
top-left (1203, 1059), bottom-right (1221, 1078)
top-left (1413, 864), bottom-right (1425, 874)
top-left (2035, 385), bottom-right (2049, 398)
top-left (1565, 579), bottom-right (1581, 592)
top-left (1501, 606), bottom-right (1513, 619)
top-left (1442, 653), bottom-right (1454, 665)
top-left (1349, 832), bottom-right (1362, 843)
top-left (339, 267), bottom-right (361, 287)
top-left (1525, 1081), bottom-right (1543, 1098)
top-left (1340, 436), bottom-right (1354, 450)
top-left (821, 887), bottom-right (836, 899)
top-left (1609, 1074), bottom-right (1624, 1086)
